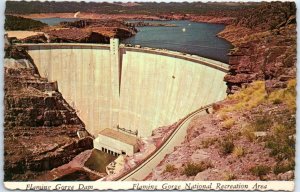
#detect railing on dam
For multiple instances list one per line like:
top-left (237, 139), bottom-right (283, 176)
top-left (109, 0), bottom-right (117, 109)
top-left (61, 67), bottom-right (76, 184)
top-left (18, 43), bottom-right (110, 50)
top-left (18, 43), bottom-right (229, 72)
top-left (112, 104), bottom-right (213, 181)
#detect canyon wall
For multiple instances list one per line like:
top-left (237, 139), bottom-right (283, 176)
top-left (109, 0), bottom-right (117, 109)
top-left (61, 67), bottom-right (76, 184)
top-left (218, 2), bottom-right (296, 94)
top-left (4, 46), bottom-right (93, 180)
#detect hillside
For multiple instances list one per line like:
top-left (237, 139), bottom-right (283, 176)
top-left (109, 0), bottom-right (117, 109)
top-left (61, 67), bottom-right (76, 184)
top-left (5, 1), bottom-right (258, 15)
top-left (5, 15), bottom-right (47, 30)
top-left (218, 1), bottom-right (296, 94)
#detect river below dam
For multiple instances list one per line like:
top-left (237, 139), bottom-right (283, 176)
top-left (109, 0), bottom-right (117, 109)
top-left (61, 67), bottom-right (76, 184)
top-left (33, 18), bottom-right (232, 63)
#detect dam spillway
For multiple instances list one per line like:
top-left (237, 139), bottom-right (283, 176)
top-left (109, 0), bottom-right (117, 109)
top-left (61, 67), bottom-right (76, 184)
top-left (20, 39), bottom-right (228, 139)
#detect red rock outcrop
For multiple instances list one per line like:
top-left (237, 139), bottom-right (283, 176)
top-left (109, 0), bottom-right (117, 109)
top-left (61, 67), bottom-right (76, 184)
top-left (21, 33), bottom-right (48, 43)
top-left (46, 28), bottom-right (110, 43)
top-left (60, 19), bottom-right (137, 38)
top-left (20, 19), bottom-right (137, 44)
top-left (218, 2), bottom-right (296, 94)
top-left (189, 15), bottom-right (235, 25)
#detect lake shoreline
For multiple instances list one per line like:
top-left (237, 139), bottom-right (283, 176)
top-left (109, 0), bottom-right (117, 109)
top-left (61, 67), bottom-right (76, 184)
top-left (6, 14), bottom-right (234, 63)
top-left (9, 13), bottom-right (234, 25)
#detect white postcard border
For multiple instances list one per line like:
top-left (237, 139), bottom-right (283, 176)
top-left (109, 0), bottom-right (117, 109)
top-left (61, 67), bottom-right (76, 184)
top-left (4, 181), bottom-right (294, 191)
top-left (1, 1), bottom-right (299, 192)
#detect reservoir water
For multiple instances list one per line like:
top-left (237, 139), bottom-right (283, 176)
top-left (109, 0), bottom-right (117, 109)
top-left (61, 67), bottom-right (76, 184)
top-left (122, 20), bottom-right (232, 63)
top-left (33, 18), bottom-right (232, 62)
top-left (33, 17), bottom-right (79, 26)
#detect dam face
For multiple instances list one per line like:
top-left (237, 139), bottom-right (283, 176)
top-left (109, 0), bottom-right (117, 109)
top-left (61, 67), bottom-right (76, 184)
top-left (22, 39), bottom-right (228, 138)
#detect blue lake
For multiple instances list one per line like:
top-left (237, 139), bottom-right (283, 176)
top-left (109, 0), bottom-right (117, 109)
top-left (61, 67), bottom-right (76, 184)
top-left (33, 18), bottom-right (232, 63)
top-left (122, 20), bottom-right (233, 63)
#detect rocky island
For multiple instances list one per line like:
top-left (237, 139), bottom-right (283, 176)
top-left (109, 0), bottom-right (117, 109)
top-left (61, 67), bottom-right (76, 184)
top-left (126, 21), bottom-right (177, 27)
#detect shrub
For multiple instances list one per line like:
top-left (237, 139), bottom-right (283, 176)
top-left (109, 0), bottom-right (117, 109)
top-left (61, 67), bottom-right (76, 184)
top-left (273, 98), bottom-right (282, 105)
top-left (252, 116), bottom-right (272, 131)
top-left (265, 124), bottom-right (295, 161)
top-left (183, 161), bottom-right (212, 176)
top-left (222, 118), bottom-right (235, 129)
top-left (223, 172), bottom-right (236, 181)
top-left (226, 81), bottom-right (267, 111)
top-left (268, 79), bottom-right (296, 111)
top-left (201, 137), bottom-right (218, 148)
top-left (250, 165), bottom-right (270, 179)
top-left (164, 164), bottom-right (176, 173)
top-left (265, 137), bottom-right (295, 161)
top-left (220, 137), bottom-right (234, 155)
top-left (241, 127), bottom-right (256, 142)
top-left (241, 115), bottom-right (272, 140)
top-left (273, 161), bottom-right (295, 175)
top-left (233, 146), bottom-right (245, 157)
top-left (219, 112), bottom-right (229, 121)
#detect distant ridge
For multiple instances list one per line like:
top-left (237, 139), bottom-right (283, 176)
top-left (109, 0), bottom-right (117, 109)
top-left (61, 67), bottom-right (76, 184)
top-left (5, 1), bottom-right (258, 15)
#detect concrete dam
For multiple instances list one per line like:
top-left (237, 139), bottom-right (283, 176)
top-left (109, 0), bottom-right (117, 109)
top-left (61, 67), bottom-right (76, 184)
top-left (20, 39), bottom-right (228, 155)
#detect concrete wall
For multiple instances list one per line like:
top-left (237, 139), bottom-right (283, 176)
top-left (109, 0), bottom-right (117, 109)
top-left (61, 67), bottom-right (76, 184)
top-left (26, 44), bottom-right (118, 136)
top-left (22, 42), bottom-right (228, 137)
top-left (119, 49), bottom-right (227, 137)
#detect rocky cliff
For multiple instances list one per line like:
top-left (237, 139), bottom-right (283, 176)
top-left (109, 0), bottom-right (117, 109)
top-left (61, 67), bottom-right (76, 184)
top-left (4, 45), bottom-right (93, 181)
top-left (218, 2), bottom-right (296, 94)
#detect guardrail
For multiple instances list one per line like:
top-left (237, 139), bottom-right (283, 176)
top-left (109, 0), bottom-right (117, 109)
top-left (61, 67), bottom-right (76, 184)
top-left (16, 43), bottom-right (110, 50)
top-left (113, 104), bottom-right (213, 181)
